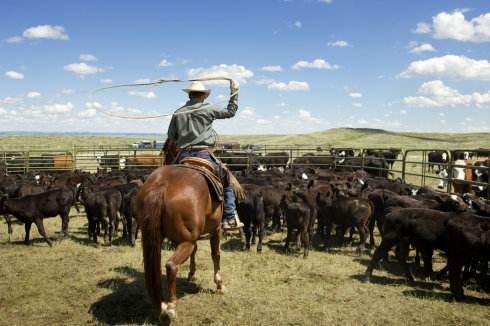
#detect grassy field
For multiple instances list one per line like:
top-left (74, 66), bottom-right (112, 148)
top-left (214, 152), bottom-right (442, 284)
top-left (1, 128), bottom-right (490, 150)
top-left (0, 211), bottom-right (489, 326)
top-left (0, 129), bottom-right (489, 325)
top-left (220, 128), bottom-right (490, 149)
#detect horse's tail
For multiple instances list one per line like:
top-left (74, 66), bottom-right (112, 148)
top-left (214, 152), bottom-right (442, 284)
top-left (138, 188), bottom-right (164, 310)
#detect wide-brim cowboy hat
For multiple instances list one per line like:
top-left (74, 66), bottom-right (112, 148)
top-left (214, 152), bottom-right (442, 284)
top-left (182, 81), bottom-right (211, 95)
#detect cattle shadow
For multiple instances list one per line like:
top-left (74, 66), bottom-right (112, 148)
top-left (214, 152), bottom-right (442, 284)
top-left (68, 225), bottom-right (135, 248)
top-left (90, 266), bottom-right (204, 325)
top-left (266, 239), bottom-right (306, 257)
top-left (220, 238), bottom-right (245, 252)
top-left (402, 289), bottom-right (490, 306)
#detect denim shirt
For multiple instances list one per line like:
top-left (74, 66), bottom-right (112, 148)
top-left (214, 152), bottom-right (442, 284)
top-left (167, 93), bottom-right (238, 149)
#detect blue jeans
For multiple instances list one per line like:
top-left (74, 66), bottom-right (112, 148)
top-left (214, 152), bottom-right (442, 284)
top-left (176, 149), bottom-right (236, 220)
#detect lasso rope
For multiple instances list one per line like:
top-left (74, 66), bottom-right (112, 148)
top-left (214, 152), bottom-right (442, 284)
top-left (89, 77), bottom-right (239, 120)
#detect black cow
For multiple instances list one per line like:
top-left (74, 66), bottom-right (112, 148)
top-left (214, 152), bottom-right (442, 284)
top-left (237, 184), bottom-right (265, 252)
top-left (122, 187), bottom-right (139, 246)
top-left (365, 208), bottom-right (469, 282)
top-left (427, 150), bottom-right (448, 173)
top-left (0, 189), bottom-right (74, 246)
top-left (281, 199), bottom-right (311, 258)
top-left (365, 149), bottom-right (401, 169)
top-left (446, 214), bottom-right (490, 300)
top-left (318, 190), bottom-right (373, 253)
top-left (292, 153), bottom-right (334, 169)
top-left (214, 150), bottom-right (257, 171)
top-left (253, 152), bottom-right (289, 170)
top-left (80, 187), bottom-right (122, 245)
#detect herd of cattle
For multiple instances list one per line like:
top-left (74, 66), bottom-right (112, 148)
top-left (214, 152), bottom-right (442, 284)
top-left (0, 148), bottom-right (489, 302)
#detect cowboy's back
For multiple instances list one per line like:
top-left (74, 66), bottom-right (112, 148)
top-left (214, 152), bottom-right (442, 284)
top-left (167, 95), bottom-right (238, 148)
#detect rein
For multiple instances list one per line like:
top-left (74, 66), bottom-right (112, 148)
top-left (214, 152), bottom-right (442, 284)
top-left (90, 77), bottom-right (239, 120)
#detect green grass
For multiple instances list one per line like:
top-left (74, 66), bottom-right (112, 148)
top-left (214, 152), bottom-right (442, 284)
top-left (219, 128), bottom-right (490, 149)
top-left (1, 128), bottom-right (490, 150)
top-left (0, 129), bottom-right (489, 325)
top-left (0, 212), bottom-right (488, 326)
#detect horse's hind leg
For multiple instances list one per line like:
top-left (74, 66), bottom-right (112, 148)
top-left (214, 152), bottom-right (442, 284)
top-left (210, 232), bottom-right (225, 294)
top-left (187, 243), bottom-right (198, 282)
top-left (162, 241), bottom-right (195, 320)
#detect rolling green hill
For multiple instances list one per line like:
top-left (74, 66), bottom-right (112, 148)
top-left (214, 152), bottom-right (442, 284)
top-left (0, 128), bottom-right (489, 150)
top-left (219, 128), bottom-right (490, 149)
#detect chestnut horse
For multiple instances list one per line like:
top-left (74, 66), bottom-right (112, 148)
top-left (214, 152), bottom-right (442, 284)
top-left (137, 139), bottom-right (224, 322)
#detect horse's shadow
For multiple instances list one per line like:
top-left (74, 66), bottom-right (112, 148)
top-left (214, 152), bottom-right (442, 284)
top-left (89, 266), bottom-right (203, 325)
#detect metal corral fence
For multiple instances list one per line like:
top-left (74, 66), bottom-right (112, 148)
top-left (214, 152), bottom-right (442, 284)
top-left (0, 145), bottom-right (488, 199)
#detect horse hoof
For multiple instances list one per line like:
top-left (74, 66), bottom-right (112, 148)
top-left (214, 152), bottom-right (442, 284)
top-left (187, 275), bottom-right (197, 282)
top-left (160, 302), bottom-right (177, 323)
top-left (216, 286), bottom-right (227, 295)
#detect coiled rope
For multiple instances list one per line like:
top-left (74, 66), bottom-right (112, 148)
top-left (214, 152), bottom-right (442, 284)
top-left (89, 77), bottom-right (239, 120)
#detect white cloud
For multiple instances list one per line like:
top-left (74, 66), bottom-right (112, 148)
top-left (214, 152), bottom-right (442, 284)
top-left (399, 55), bottom-right (490, 80)
top-left (298, 109), bottom-right (320, 123)
top-left (134, 78), bottom-right (152, 83)
top-left (409, 43), bottom-right (436, 53)
top-left (5, 70), bottom-right (24, 80)
top-left (5, 36), bottom-right (23, 43)
top-left (64, 62), bottom-right (104, 77)
top-left (319, 0), bottom-right (333, 4)
top-left (159, 59), bottom-right (173, 67)
top-left (256, 78), bottom-right (275, 85)
top-left (239, 106), bottom-right (256, 119)
top-left (80, 54), bottom-right (97, 62)
top-left (403, 80), bottom-right (490, 108)
top-left (353, 102), bottom-right (363, 108)
top-left (187, 64), bottom-right (254, 85)
top-left (413, 22), bottom-right (431, 34)
top-left (44, 102), bottom-right (74, 113)
top-left (61, 89), bottom-right (75, 95)
top-left (1, 96), bottom-right (22, 104)
top-left (128, 91), bottom-right (157, 99)
top-left (292, 58), bottom-right (339, 70)
top-left (432, 10), bottom-right (490, 43)
top-left (294, 21), bottom-right (302, 28)
top-left (327, 40), bottom-right (349, 47)
top-left (357, 119), bottom-right (368, 125)
top-left (26, 91), bottom-right (41, 98)
top-left (349, 92), bottom-right (362, 98)
top-left (400, 109), bottom-right (408, 115)
top-left (268, 80), bottom-right (310, 91)
top-left (79, 102), bottom-right (101, 118)
top-left (100, 78), bottom-right (113, 84)
top-left (260, 65), bottom-right (283, 72)
top-left (23, 25), bottom-right (69, 40)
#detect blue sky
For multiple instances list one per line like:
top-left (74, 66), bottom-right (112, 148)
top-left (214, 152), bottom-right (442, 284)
top-left (1, 0), bottom-right (490, 134)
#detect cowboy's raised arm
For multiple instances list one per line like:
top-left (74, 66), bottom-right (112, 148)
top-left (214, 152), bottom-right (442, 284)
top-left (208, 80), bottom-right (239, 119)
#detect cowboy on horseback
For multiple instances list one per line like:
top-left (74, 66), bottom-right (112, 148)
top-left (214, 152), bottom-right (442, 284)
top-left (166, 79), bottom-right (244, 230)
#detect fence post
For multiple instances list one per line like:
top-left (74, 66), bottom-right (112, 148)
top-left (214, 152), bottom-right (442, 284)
top-left (402, 150), bottom-right (407, 182)
top-left (289, 148), bottom-right (293, 168)
top-left (72, 145), bottom-right (77, 172)
top-left (446, 151), bottom-right (453, 194)
top-left (361, 148), bottom-right (365, 170)
top-left (24, 151), bottom-right (29, 174)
